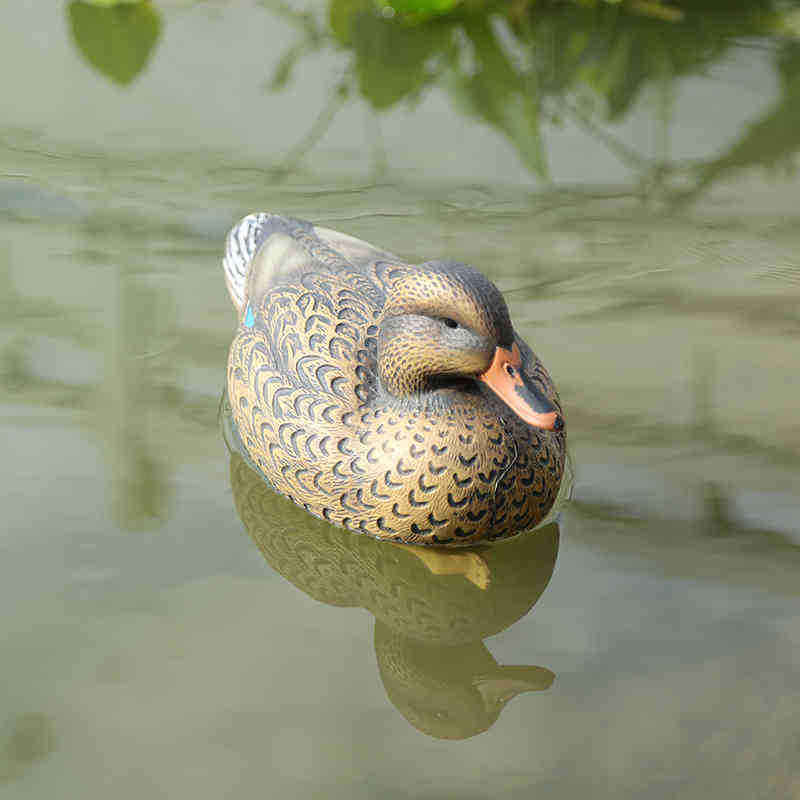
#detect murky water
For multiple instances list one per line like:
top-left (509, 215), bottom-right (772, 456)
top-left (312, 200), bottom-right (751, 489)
top-left (2, 1), bottom-right (799, 797)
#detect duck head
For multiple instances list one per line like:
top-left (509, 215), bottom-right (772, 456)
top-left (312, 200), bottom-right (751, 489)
top-left (378, 261), bottom-right (563, 431)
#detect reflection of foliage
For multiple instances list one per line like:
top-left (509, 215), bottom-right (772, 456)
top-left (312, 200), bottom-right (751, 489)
top-left (0, 713), bottom-right (56, 784)
top-left (107, 273), bottom-right (175, 530)
top-left (379, 0), bottom-right (461, 21)
top-left (681, 42), bottom-right (800, 201)
top-left (268, 2), bottom-right (327, 91)
top-left (266, 0), bottom-right (800, 194)
top-left (68, 0), bottom-right (161, 86)
top-left (451, 14), bottom-right (548, 176)
top-left (518, 2), bottom-right (778, 120)
top-left (346, 8), bottom-right (449, 109)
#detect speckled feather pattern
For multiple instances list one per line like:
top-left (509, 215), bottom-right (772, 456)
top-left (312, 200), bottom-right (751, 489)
top-left (224, 214), bottom-right (565, 545)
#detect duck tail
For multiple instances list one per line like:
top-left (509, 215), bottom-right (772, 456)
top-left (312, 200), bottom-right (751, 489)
top-left (222, 212), bottom-right (272, 313)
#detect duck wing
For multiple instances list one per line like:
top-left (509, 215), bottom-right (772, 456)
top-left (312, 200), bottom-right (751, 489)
top-left (223, 213), bottom-right (400, 313)
top-left (227, 267), bottom-right (382, 511)
top-left (312, 223), bottom-right (400, 270)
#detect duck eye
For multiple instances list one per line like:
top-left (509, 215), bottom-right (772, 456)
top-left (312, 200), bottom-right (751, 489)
top-left (442, 318), bottom-right (459, 329)
top-left (505, 364), bottom-right (516, 378)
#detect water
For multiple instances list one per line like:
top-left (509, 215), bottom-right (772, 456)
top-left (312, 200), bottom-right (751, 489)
top-left (2, 1), bottom-right (799, 797)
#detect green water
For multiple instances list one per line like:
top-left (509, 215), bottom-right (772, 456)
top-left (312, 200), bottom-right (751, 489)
top-left (2, 1), bottom-right (799, 797)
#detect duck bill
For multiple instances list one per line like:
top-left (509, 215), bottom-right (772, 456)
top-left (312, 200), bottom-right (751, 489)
top-left (478, 344), bottom-right (563, 432)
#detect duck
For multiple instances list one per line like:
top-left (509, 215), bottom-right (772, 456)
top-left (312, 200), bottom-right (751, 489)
top-left (223, 212), bottom-right (566, 546)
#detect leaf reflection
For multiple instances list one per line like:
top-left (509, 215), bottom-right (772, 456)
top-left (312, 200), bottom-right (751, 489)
top-left (67, 0), bottom-right (161, 86)
top-left (260, 0), bottom-right (800, 196)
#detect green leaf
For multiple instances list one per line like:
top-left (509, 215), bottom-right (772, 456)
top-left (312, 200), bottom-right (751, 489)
top-left (68, 0), bottom-right (162, 86)
top-left (378, 0), bottom-right (461, 21)
top-left (80, 0), bottom-right (142, 6)
top-left (350, 11), bottom-right (446, 109)
top-left (330, 0), bottom-right (370, 45)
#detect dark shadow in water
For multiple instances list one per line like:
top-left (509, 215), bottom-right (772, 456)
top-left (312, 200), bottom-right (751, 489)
top-left (227, 445), bottom-right (559, 740)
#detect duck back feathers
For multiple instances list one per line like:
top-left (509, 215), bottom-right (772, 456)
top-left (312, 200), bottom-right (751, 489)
top-left (224, 214), bottom-right (565, 545)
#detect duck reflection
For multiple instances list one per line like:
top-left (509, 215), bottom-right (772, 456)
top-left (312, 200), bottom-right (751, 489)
top-left (227, 443), bottom-right (559, 740)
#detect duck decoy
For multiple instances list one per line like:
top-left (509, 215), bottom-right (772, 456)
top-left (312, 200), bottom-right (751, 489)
top-left (223, 213), bottom-right (565, 546)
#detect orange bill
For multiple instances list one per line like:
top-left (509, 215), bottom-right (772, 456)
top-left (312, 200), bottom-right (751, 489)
top-left (478, 344), bottom-right (563, 431)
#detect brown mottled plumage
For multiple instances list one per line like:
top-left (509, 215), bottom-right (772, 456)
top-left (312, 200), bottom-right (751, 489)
top-left (223, 213), bottom-right (566, 546)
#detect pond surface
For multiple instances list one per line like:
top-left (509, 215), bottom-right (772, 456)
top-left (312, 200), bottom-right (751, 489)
top-left (2, 1), bottom-right (799, 797)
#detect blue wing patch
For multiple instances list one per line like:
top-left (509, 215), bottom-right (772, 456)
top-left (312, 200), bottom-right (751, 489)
top-left (244, 303), bottom-right (255, 328)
